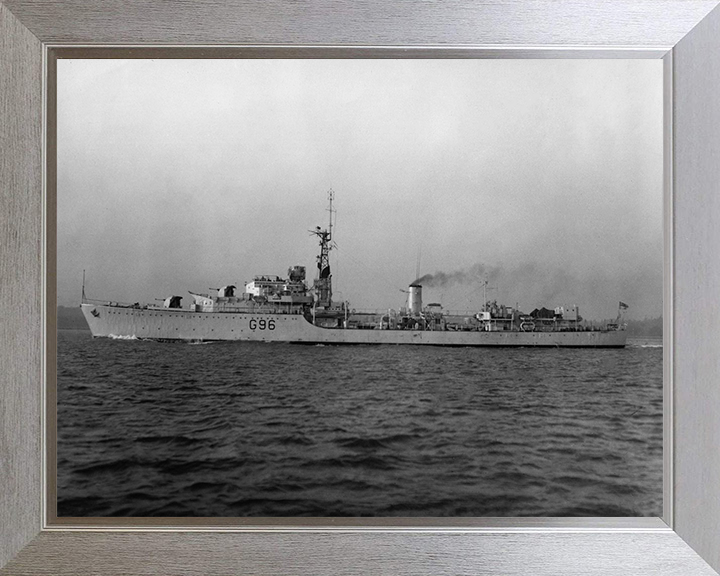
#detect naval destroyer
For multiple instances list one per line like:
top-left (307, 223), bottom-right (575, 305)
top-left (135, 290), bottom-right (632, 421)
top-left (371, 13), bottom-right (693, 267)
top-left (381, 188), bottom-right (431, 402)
top-left (80, 192), bottom-right (628, 348)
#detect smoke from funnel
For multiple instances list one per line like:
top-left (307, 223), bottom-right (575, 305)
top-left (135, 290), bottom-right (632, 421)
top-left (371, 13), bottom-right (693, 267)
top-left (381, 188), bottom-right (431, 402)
top-left (413, 264), bottom-right (500, 288)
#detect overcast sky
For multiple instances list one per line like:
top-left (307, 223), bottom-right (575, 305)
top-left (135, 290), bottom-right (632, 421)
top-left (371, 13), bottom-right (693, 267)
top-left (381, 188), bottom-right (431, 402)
top-left (57, 59), bottom-right (663, 320)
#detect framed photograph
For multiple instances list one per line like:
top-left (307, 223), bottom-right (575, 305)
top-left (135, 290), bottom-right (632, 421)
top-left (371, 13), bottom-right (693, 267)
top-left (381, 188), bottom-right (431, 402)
top-left (52, 55), bottom-right (665, 522)
top-left (2, 2), bottom-right (720, 575)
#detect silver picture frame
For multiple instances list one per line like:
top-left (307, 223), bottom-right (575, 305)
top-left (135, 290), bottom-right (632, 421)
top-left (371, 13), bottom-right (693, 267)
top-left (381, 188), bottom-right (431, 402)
top-left (2, 1), bottom-right (720, 574)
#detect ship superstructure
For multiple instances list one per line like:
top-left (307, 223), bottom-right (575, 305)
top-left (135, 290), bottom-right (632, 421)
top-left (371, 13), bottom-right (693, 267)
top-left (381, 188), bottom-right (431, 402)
top-left (80, 192), bottom-right (628, 348)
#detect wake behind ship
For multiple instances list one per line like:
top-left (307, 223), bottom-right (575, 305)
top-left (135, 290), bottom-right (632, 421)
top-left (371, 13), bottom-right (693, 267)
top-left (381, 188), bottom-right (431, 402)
top-left (81, 192), bottom-right (628, 348)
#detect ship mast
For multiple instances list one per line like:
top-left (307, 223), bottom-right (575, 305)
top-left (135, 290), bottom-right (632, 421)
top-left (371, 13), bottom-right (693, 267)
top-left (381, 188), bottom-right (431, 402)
top-left (327, 188), bottom-right (335, 245)
top-left (311, 189), bottom-right (335, 308)
top-left (480, 275), bottom-right (497, 312)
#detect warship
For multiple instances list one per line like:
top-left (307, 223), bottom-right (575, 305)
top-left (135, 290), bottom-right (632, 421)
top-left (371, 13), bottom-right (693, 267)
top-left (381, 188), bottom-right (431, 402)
top-left (80, 192), bottom-right (628, 348)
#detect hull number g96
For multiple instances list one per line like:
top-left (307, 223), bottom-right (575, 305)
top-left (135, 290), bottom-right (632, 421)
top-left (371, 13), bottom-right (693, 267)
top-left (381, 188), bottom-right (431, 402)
top-left (249, 318), bottom-right (275, 331)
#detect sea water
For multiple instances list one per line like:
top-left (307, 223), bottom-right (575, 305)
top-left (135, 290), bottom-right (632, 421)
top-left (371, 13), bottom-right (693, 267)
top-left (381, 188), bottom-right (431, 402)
top-left (57, 330), bottom-right (662, 517)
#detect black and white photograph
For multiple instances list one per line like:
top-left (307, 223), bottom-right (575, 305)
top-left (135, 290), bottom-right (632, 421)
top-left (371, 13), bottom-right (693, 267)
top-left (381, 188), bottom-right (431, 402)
top-left (56, 58), bottom-right (663, 517)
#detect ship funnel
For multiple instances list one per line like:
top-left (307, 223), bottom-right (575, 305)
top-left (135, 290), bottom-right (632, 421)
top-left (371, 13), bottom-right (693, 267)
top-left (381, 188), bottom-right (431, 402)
top-left (408, 284), bottom-right (422, 315)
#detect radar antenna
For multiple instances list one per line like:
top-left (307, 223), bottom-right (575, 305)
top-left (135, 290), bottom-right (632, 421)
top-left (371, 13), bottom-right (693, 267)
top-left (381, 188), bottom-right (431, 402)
top-left (310, 190), bottom-right (336, 308)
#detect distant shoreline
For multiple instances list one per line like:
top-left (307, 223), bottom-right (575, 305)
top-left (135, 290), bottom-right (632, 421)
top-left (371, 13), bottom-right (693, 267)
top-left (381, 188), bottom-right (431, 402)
top-left (57, 306), bottom-right (90, 331)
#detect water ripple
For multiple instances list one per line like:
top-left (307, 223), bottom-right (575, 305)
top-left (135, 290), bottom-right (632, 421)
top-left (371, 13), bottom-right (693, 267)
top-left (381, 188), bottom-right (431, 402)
top-left (57, 331), bottom-right (662, 517)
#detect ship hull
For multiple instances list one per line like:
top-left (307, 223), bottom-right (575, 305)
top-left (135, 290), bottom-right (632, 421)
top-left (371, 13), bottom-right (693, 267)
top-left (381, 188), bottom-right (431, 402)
top-left (80, 304), bottom-right (627, 347)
